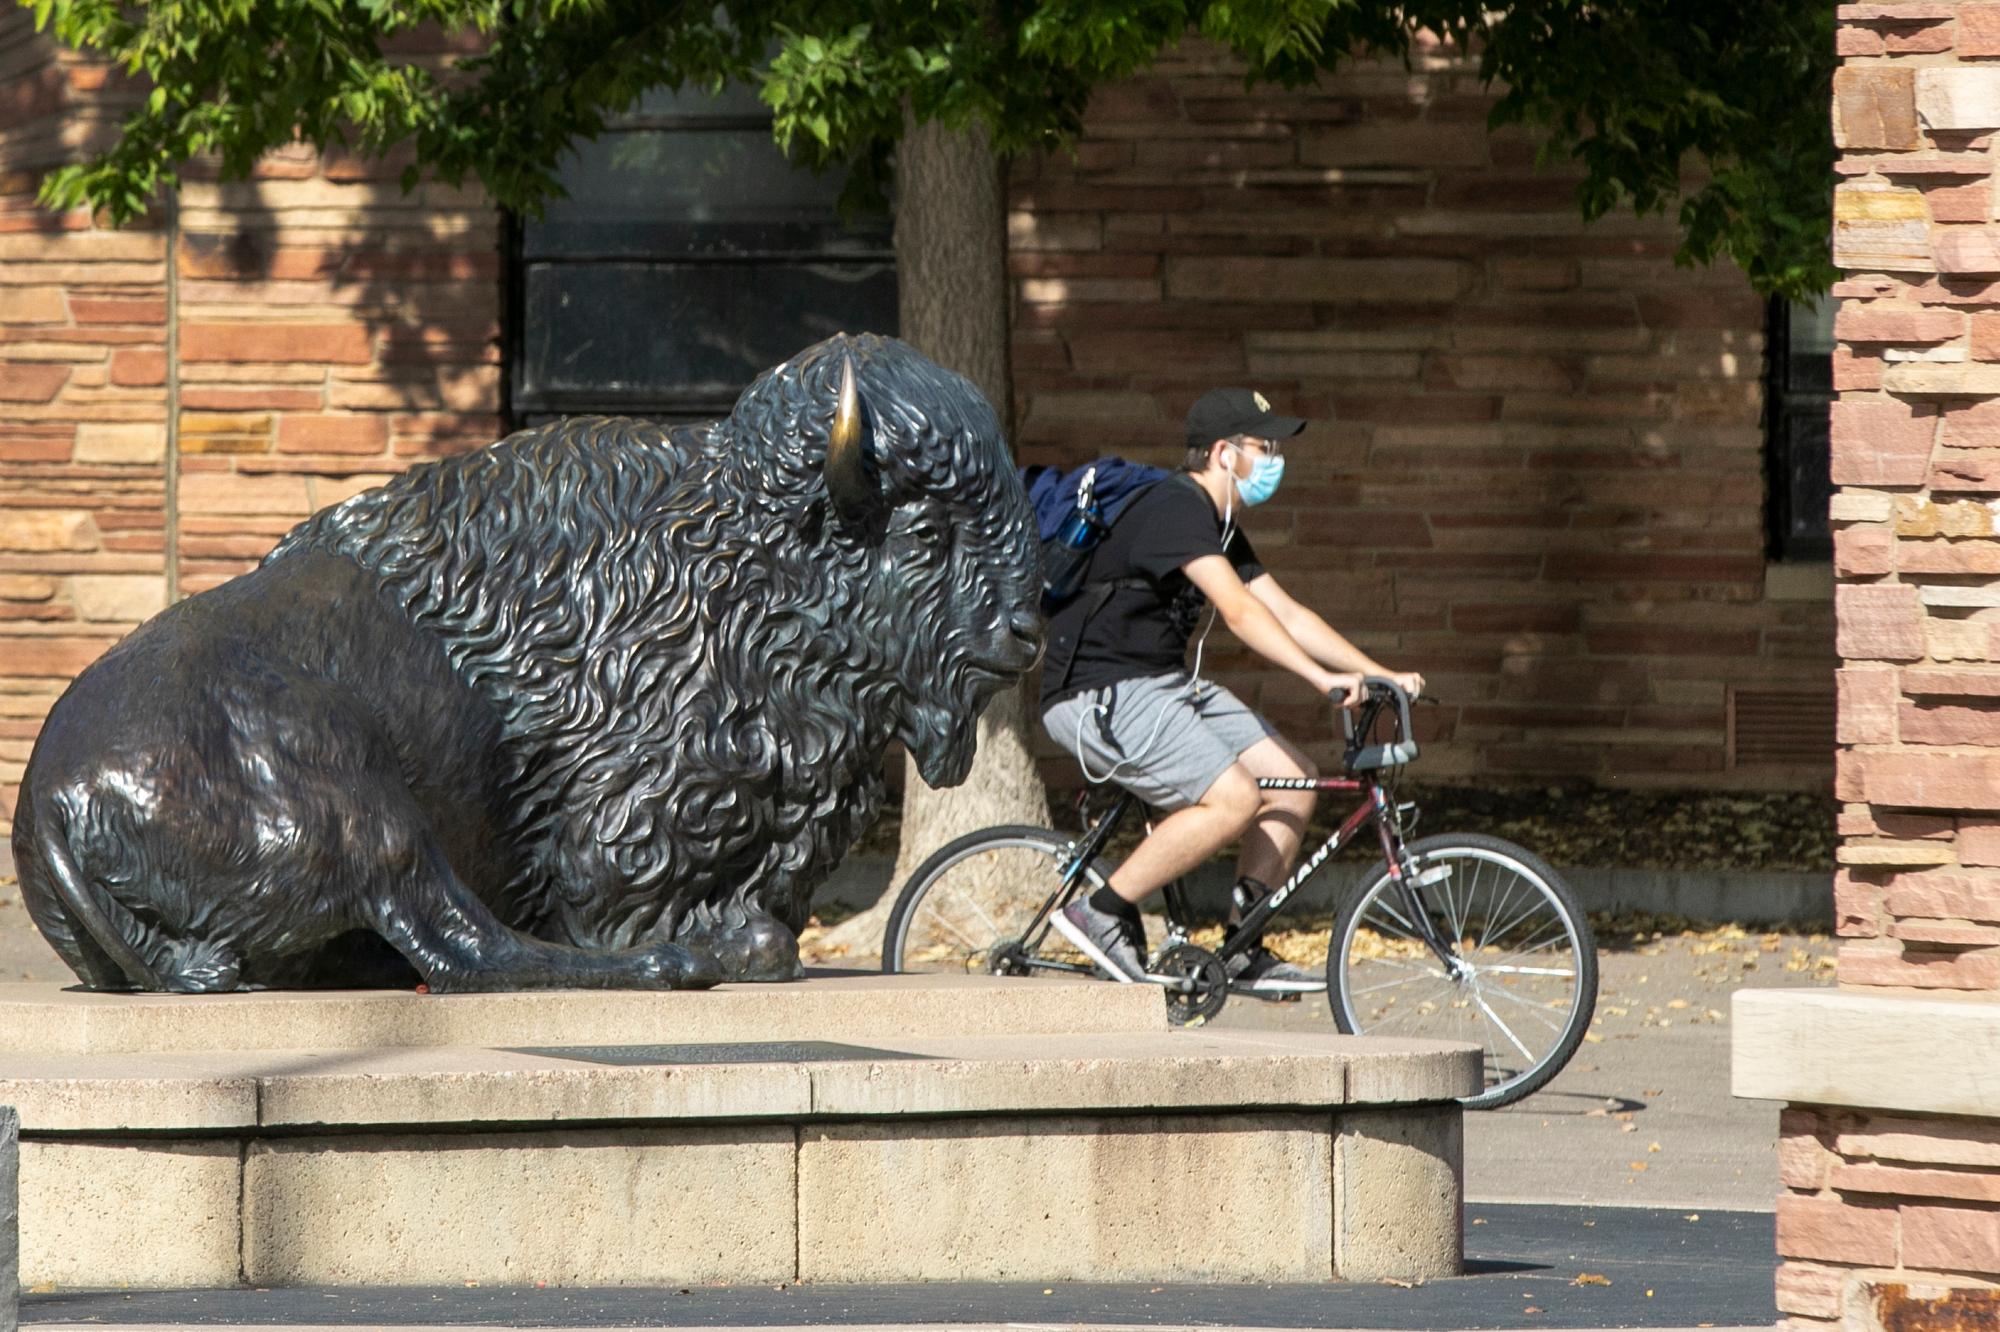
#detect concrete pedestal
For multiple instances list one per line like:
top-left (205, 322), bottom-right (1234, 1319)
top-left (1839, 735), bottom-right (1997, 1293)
top-left (1, 1106), bottom-right (14, 1332)
top-left (0, 974), bottom-right (1475, 1289)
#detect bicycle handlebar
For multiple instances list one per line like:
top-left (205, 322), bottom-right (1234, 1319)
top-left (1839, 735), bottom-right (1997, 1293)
top-left (1341, 676), bottom-right (1419, 771)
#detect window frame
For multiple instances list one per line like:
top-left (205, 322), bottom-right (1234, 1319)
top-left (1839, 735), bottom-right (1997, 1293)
top-left (1763, 295), bottom-right (1834, 565)
top-left (503, 101), bottom-right (895, 429)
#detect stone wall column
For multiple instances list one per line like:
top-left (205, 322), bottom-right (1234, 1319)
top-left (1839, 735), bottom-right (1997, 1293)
top-left (1833, 22), bottom-right (2000, 1005)
top-left (1756, 4), bottom-right (2000, 1328)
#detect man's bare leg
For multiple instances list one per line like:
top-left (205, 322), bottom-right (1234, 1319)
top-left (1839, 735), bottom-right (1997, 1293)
top-left (1232, 734), bottom-right (1319, 894)
top-left (1103, 763), bottom-right (1260, 906)
top-left (1220, 734), bottom-right (1327, 992)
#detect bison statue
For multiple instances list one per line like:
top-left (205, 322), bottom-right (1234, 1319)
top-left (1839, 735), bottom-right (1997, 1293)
top-left (9, 333), bottom-right (1043, 992)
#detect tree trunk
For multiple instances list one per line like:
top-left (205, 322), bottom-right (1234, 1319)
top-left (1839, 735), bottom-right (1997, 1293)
top-left (816, 107), bottom-right (1050, 960)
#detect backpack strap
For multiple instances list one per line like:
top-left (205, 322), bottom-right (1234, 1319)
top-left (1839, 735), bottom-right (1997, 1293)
top-left (1043, 575), bottom-right (1151, 694)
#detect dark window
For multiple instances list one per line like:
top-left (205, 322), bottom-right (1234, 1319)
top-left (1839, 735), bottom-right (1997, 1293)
top-left (508, 83), bottom-right (896, 426)
top-left (1764, 297), bottom-right (1833, 563)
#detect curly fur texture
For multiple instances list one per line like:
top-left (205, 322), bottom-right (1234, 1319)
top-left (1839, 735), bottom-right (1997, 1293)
top-left (12, 333), bottom-right (1041, 990)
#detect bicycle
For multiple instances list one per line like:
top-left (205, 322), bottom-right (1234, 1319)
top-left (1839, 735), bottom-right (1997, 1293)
top-left (881, 678), bottom-right (1599, 1109)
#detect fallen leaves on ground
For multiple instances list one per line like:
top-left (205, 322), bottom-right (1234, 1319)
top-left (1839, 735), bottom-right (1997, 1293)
top-left (795, 900), bottom-right (860, 961)
top-left (1378, 784), bottom-right (1833, 873)
top-left (853, 782), bottom-right (1835, 873)
top-left (1579, 917), bottom-right (1836, 1038)
top-left (798, 884), bottom-right (1841, 980)
top-left (1572, 1273), bottom-right (1613, 1287)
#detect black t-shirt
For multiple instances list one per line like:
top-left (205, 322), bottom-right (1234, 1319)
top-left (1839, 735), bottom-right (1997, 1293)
top-left (1039, 472), bottom-right (1264, 710)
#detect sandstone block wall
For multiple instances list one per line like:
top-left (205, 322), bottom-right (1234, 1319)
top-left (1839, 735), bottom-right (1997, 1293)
top-left (167, 151), bottom-right (501, 601)
top-left (1007, 37), bottom-right (1833, 789)
top-left (1778, 1104), bottom-right (2000, 1326)
top-left (0, 10), bottom-right (168, 830)
top-left (0, 17), bottom-right (500, 834)
top-left (1781, 5), bottom-right (2000, 1327)
top-left (1827, 8), bottom-right (2000, 990)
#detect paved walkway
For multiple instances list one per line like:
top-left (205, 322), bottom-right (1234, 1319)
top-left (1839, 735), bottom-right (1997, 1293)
top-left (23, 1204), bottom-right (1773, 1330)
top-left (1214, 919), bottom-right (1834, 1212)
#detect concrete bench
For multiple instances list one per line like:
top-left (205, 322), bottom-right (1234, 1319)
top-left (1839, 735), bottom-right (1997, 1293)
top-left (0, 975), bottom-right (1476, 1289)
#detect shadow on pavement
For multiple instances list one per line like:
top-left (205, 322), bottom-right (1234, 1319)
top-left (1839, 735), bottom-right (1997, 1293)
top-left (1490, 1091), bottom-right (1649, 1118)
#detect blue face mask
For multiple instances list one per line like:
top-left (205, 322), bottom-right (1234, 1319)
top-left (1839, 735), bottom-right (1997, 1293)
top-left (1232, 449), bottom-right (1285, 507)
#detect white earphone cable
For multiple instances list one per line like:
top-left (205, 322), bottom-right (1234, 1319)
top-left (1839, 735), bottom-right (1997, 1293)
top-left (1076, 459), bottom-right (1234, 785)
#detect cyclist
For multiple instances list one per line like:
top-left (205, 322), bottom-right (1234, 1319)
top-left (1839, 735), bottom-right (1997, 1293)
top-left (1040, 387), bottom-right (1425, 995)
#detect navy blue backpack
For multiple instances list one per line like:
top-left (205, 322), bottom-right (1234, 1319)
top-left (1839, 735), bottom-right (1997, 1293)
top-left (1019, 457), bottom-right (1170, 692)
top-left (1021, 458), bottom-right (1169, 606)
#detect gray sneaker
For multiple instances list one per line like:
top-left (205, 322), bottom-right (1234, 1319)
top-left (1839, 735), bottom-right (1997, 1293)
top-left (1051, 898), bottom-right (1148, 983)
top-left (1227, 945), bottom-right (1324, 996)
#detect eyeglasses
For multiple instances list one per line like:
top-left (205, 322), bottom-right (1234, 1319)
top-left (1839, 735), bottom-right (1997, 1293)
top-left (1239, 437), bottom-right (1281, 460)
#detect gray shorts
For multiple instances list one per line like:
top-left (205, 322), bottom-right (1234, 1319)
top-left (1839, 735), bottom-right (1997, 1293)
top-left (1042, 672), bottom-right (1280, 811)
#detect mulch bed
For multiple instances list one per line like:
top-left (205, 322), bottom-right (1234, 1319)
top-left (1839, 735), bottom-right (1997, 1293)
top-left (855, 781), bottom-right (1836, 874)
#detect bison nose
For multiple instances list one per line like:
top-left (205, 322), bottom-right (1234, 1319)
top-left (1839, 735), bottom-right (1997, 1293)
top-left (1008, 605), bottom-right (1041, 645)
top-left (1006, 605), bottom-right (1044, 667)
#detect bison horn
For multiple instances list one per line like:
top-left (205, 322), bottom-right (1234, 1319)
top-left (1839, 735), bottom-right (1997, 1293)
top-left (826, 352), bottom-right (875, 518)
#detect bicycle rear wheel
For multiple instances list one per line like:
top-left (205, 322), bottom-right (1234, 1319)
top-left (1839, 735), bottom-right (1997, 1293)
top-left (882, 825), bottom-right (1110, 978)
top-left (1326, 833), bottom-right (1597, 1109)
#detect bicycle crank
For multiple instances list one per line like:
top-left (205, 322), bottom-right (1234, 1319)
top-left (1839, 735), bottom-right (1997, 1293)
top-left (1153, 943), bottom-right (1229, 1027)
top-left (983, 940), bottom-right (1033, 977)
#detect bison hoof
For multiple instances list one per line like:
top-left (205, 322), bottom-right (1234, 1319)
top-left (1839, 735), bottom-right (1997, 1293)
top-left (643, 940), bottom-right (723, 990)
top-left (680, 914), bottom-right (803, 983)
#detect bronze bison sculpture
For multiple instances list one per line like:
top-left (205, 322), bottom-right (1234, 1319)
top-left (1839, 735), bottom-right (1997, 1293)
top-left (10, 333), bottom-right (1042, 992)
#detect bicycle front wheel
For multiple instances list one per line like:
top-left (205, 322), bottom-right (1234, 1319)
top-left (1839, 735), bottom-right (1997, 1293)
top-left (882, 825), bottom-right (1109, 978)
top-left (1327, 833), bottom-right (1597, 1110)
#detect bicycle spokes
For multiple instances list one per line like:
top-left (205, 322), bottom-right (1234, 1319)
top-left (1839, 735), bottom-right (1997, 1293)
top-left (893, 836), bottom-right (1099, 977)
top-left (1332, 840), bottom-right (1594, 1107)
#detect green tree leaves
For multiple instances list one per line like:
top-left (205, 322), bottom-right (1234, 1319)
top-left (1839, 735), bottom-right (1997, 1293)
top-left (1459, 0), bottom-right (1836, 299)
top-left (19, 0), bottom-right (1836, 298)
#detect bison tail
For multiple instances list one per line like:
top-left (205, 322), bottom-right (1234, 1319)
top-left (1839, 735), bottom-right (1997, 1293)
top-left (27, 794), bottom-right (166, 991)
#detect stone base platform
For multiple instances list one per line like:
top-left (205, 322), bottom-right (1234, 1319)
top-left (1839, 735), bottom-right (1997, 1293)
top-left (0, 970), bottom-right (1170, 1054)
top-left (0, 974), bottom-right (1477, 1290)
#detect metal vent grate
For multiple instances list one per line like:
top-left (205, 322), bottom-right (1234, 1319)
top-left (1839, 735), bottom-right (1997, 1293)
top-left (1727, 686), bottom-right (1835, 768)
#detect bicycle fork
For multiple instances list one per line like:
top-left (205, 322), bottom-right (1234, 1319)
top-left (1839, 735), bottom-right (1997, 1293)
top-left (1373, 788), bottom-right (1472, 982)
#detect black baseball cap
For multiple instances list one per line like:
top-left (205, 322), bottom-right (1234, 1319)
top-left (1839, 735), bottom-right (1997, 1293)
top-left (1184, 388), bottom-right (1308, 448)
